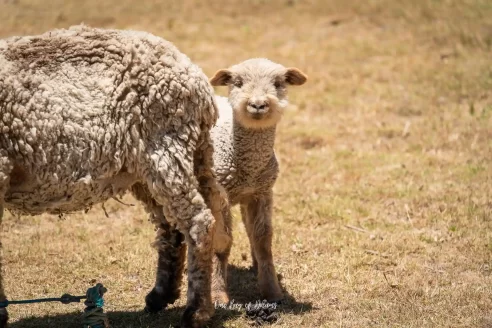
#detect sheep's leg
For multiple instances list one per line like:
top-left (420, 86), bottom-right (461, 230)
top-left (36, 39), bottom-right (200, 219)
top-left (146, 144), bottom-right (216, 328)
top-left (131, 183), bottom-right (186, 313)
top-left (0, 154), bottom-right (11, 328)
top-left (152, 187), bottom-right (215, 328)
top-left (147, 219), bottom-right (186, 312)
top-left (193, 131), bottom-right (231, 305)
top-left (174, 197), bottom-right (215, 328)
top-left (0, 204), bottom-right (7, 328)
top-left (242, 192), bottom-right (283, 302)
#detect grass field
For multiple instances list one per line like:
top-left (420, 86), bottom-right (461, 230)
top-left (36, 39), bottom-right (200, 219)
top-left (0, 0), bottom-right (491, 327)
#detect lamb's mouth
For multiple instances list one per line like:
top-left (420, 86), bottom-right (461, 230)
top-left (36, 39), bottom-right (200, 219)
top-left (249, 112), bottom-right (266, 120)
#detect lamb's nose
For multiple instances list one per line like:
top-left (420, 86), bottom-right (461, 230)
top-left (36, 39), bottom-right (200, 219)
top-left (251, 103), bottom-right (267, 110)
top-left (249, 98), bottom-right (269, 111)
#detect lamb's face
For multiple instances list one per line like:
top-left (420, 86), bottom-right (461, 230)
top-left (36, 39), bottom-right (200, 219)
top-left (210, 58), bottom-right (307, 129)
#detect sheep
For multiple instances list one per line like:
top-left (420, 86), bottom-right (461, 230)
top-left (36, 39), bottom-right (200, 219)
top-left (143, 58), bottom-right (307, 312)
top-left (0, 25), bottom-right (226, 328)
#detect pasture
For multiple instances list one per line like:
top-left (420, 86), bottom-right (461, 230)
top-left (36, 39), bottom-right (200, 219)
top-left (0, 0), bottom-right (491, 327)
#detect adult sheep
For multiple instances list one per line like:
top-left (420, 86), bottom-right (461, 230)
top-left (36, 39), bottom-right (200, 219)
top-left (0, 25), bottom-right (225, 328)
top-left (143, 58), bottom-right (307, 312)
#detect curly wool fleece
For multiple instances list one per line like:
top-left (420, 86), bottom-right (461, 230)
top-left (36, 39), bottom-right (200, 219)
top-left (0, 25), bottom-right (216, 215)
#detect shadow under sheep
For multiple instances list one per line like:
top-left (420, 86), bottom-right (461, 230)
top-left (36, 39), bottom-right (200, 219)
top-left (9, 264), bottom-right (313, 328)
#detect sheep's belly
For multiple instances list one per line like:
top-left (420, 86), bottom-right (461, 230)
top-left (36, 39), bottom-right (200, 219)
top-left (4, 173), bottom-right (138, 216)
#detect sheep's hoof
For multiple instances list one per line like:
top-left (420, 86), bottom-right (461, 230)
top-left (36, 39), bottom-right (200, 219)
top-left (180, 305), bottom-right (213, 328)
top-left (144, 287), bottom-right (178, 313)
top-left (0, 308), bottom-right (8, 328)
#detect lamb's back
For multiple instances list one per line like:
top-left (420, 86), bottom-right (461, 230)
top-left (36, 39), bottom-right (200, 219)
top-left (211, 96), bottom-right (236, 190)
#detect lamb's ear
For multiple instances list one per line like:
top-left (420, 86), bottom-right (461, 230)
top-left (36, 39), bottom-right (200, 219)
top-left (210, 69), bottom-right (233, 86)
top-left (285, 67), bottom-right (308, 85)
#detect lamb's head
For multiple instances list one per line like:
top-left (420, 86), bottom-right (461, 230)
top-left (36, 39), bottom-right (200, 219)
top-left (210, 58), bottom-right (307, 129)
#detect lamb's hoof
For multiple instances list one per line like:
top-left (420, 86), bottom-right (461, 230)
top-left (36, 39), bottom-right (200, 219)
top-left (144, 287), bottom-right (177, 313)
top-left (0, 308), bottom-right (8, 328)
top-left (180, 305), bottom-right (213, 328)
top-left (263, 293), bottom-right (283, 304)
top-left (259, 285), bottom-right (283, 304)
top-left (212, 290), bottom-right (229, 305)
top-left (259, 275), bottom-right (283, 304)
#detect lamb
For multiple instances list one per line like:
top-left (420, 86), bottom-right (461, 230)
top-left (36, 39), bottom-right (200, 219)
top-left (143, 58), bottom-right (307, 312)
top-left (0, 25), bottom-right (226, 328)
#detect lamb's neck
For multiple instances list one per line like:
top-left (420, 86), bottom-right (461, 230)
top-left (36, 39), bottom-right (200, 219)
top-left (232, 117), bottom-right (276, 175)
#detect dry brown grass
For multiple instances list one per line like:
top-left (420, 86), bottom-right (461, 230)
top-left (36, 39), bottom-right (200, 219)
top-left (0, 0), bottom-right (491, 327)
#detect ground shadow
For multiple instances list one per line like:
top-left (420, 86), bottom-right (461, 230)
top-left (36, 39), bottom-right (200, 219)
top-left (10, 264), bottom-right (312, 328)
top-left (10, 306), bottom-right (241, 328)
top-left (227, 264), bottom-right (314, 317)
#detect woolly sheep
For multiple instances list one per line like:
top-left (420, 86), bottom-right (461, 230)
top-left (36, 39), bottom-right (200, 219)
top-left (0, 25), bottom-right (225, 328)
top-left (143, 58), bottom-right (307, 311)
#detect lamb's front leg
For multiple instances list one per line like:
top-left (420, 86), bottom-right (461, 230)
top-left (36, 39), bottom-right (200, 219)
top-left (241, 191), bottom-right (283, 302)
top-left (211, 205), bottom-right (232, 304)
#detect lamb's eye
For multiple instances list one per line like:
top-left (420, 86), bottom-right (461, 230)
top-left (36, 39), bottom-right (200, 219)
top-left (274, 81), bottom-right (283, 89)
top-left (234, 80), bottom-right (243, 88)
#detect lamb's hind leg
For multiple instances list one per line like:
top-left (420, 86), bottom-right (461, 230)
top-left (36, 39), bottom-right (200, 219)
top-left (241, 191), bottom-right (283, 302)
top-left (131, 183), bottom-right (186, 313)
top-left (0, 154), bottom-right (12, 327)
